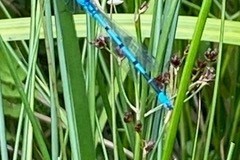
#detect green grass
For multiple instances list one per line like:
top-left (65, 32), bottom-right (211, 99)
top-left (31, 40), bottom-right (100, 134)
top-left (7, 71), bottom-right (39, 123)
top-left (0, 0), bottom-right (240, 159)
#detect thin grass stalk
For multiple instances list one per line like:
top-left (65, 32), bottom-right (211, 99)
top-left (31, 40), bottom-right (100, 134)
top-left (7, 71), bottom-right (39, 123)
top-left (220, 46), bottom-right (232, 79)
top-left (162, 0), bottom-right (213, 159)
top-left (4, 31), bottom-right (50, 158)
top-left (22, 1), bottom-right (41, 159)
top-left (13, 95), bottom-right (29, 159)
top-left (86, 14), bottom-right (96, 133)
top-left (110, 43), bottom-right (119, 160)
top-left (0, 0), bottom-right (49, 98)
top-left (155, 110), bottom-right (166, 159)
top-left (22, 114), bottom-right (33, 160)
top-left (148, 0), bottom-right (163, 142)
top-left (181, 99), bottom-right (195, 158)
top-left (94, 105), bottom-right (108, 148)
top-left (147, 113), bottom-right (166, 160)
top-left (108, 3), bottom-right (120, 159)
top-left (97, 66), bottom-right (127, 160)
top-left (130, 72), bottom-right (141, 160)
top-left (43, 0), bottom-right (59, 159)
top-left (133, 1), bottom-right (147, 158)
top-left (95, 114), bottom-right (109, 160)
top-left (0, 1), bottom-right (11, 17)
top-left (133, 125), bottom-right (142, 160)
top-left (0, 81), bottom-right (9, 160)
top-left (226, 142), bottom-right (235, 160)
top-left (110, 55), bottom-right (119, 160)
top-left (230, 98), bottom-right (240, 142)
top-left (4, 41), bottom-right (50, 107)
top-left (154, 0), bottom-right (179, 74)
top-left (134, 0), bottom-right (142, 41)
top-left (148, 0), bottom-right (163, 57)
top-left (53, 0), bottom-right (80, 159)
top-left (179, 111), bottom-right (187, 159)
top-left (134, 1), bottom-right (152, 159)
top-left (0, 36), bottom-right (50, 159)
top-left (60, 128), bottom-right (69, 159)
top-left (150, 0), bottom-right (180, 151)
top-left (163, 0), bottom-right (181, 69)
top-left (203, 0), bottom-right (225, 159)
top-left (18, 1), bottom-right (46, 159)
top-left (144, 0), bottom-right (163, 151)
top-left (132, 23), bottom-right (144, 160)
top-left (146, 1), bottom-right (180, 158)
top-left (156, 2), bottom-right (181, 158)
top-left (98, 53), bottom-right (111, 83)
top-left (114, 64), bottom-right (135, 150)
top-left (182, 0), bottom-right (216, 18)
top-left (191, 94), bottom-right (202, 160)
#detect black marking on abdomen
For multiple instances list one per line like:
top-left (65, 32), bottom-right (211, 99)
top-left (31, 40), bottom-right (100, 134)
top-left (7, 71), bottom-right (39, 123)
top-left (132, 60), bottom-right (138, 65)
top-left (105, 26), bottom-right (110, 30)
top-left (119, 43), bottom-right (124, 49)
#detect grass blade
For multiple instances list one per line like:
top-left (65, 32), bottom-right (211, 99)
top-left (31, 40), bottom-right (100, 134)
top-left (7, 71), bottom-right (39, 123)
top-left (0, 82), bottom-right (9, 160)
top-left (203, 0), bottom-right (225, 159)
top-left (162, 0), bottom-right (213, 159)
top-left (0, 36), bottom-right (50, 160)
top-left (43, 0), bottom-right (59, 159)
top-left (53, 0), bottom-right (95, 159)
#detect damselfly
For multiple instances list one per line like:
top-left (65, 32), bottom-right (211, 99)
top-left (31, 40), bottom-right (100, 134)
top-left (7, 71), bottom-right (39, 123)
top-left (76, 0), bottom-right (172, 109)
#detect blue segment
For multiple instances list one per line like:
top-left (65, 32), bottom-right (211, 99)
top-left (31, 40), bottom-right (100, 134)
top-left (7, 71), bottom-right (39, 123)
top-left (121, 46), bottom-right (139, 65)
top-left (134, 62), bottom-right (146, 74)
top-left (158, 92), bottom-right (172, 109)
top-left (76, 0), bottom-right (89, 6)
top-left (76, 0), bottom-right (172, 109)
